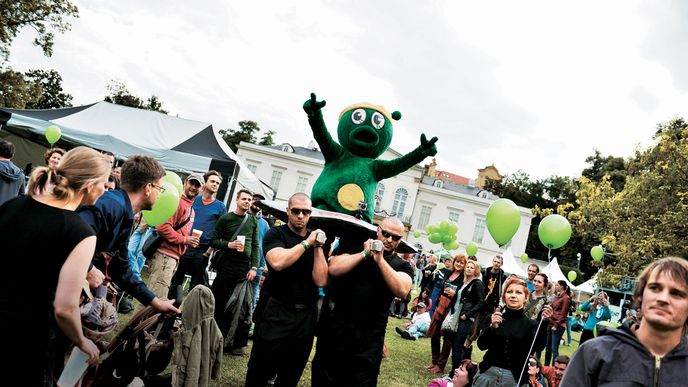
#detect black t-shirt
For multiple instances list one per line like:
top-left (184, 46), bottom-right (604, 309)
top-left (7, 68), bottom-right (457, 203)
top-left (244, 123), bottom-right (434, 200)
top-left (0, 196), bottom-right (95, 381)
top-left (330, 251), bottom-right (414, 330)
top-left (262, 225), bottom-right (319, 305)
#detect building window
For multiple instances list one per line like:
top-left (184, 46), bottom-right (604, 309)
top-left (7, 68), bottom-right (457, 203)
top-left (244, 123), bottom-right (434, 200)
top-left (448, 211), bottom-right (460, 224)
top-left (270, 170), bottom-right (283, 191)
top-left (246, 164), bottom-right (257, 174)
top-left (281, 144), bottom-right (292, 152)
top-left (418, 205), bottom-right (432, 229)
top-left (433, 179), bottom-right (443, 188)
top-left (296, 176), bottom-right (308, 193)
top-left (374, 183), bottom-right (385, 211)
top-left (472, 218), bottom-right (486, 244)
top-left (391, 188), bottom-right (408, 217)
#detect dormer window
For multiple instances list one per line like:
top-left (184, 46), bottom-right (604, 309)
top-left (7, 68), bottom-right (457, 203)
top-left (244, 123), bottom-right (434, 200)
top-left (433, 180), bottom-right (443, 188)
top-left (281, 144), bottom-right (294, 153)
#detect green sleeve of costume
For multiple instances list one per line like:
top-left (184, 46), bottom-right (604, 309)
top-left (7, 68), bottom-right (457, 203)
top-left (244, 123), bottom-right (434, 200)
top-left (374, 134), bottom-right (438, 180)
top-left (308, 110), bottom-right (343, 163)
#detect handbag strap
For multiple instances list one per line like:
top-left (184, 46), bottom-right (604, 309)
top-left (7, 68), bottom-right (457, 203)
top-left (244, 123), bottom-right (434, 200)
top-left (173, 211), bottom-right (193, 231)
top-left (229, 214), bottom-right (252, 241)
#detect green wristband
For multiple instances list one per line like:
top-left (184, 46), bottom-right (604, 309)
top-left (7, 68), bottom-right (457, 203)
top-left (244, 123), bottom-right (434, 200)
top-left (300, 241), bottom-right (310, 251)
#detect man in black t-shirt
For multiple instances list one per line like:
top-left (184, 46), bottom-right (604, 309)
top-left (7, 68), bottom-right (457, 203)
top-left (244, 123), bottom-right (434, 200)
top-left (311, 216), bottom-right (413, 387)
top-left (245, 193), bottom-right (328, 387)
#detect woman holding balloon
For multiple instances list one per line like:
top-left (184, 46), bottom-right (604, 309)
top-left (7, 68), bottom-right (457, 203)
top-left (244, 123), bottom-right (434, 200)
top-left (473, 277), bottom-right (553, 387)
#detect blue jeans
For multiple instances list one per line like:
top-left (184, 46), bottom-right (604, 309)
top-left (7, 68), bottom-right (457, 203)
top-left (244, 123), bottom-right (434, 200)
top-left (127, 227), bottom-right (153, 280)
top-left (545, 326), bottom-right (565, 366)
top-left (566, 316), bottom-right (572, 344)
top-left (407, 320), bottom-right (430, 339)
top-left (251, 269), bottom-right (263, 310)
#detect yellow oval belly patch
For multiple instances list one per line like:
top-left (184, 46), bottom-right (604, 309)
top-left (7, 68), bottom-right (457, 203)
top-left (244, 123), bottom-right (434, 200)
top-left (338, 184), bottom-right (365, 211)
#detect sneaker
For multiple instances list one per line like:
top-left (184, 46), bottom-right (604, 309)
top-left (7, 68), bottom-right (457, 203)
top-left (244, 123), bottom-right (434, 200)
top-left (395, 327), bottom-right (405, 337)
top-left (401, 331), bottom-right (412, 340)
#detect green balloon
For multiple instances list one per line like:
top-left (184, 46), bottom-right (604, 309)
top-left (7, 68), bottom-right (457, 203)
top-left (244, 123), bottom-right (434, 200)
top-left (568, 270), bottom-right (577, 282)
top-left (45, 125), bottom-right (62, 145)
top-left (439, 220), bottom-right (451, 234)
top-left (141, 181), bottom-right (180, 226)
top-left (485, 199), bottom-right (521, 246)
top-left (520, 253), bottom-right (528, 263)
top-left (425, 224), bottom-right (433, 234)
top-left (466, 242), bottom-right (478, 256)
top-left (413, 230), bottom-right (421, 238)
top-left (591, 245), bottom-right (604, 261)
top-left (442, 234), bottom-right (453, 244)
top-left (429, 232), bottom-right (442, 244)
top-left (163, 171), bottom-right (184, 196)
top-left (538, 214), bottom-right (572, 249)
top-left (446, 241), bottom-right (459, 250)
top-left (448, 221), bottom-right (458, 235)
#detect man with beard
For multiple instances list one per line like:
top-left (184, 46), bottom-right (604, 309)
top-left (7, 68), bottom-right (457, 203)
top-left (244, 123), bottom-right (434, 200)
top-left (169, 170), bottom-right (226, 293)
top-left (245, 193), bottom-right (328, 387)
top-left (312, 216), bottom-right (413, 387)
top-left (79, 155), bottom-right (179, 314)
top-left (147, 173), bottom-right (202, 300)
top-left (210, 189), bottom-right (260, 355)
top-left (562, 257), bottom-right (688, 386)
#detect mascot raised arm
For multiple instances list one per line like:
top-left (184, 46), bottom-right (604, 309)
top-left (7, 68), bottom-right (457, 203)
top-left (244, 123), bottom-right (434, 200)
top-left (303, 92), bottom-right (438, 222)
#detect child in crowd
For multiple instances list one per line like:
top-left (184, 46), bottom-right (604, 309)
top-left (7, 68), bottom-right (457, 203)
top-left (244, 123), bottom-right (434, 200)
top-left (395, 302), bottom-right (431, 340)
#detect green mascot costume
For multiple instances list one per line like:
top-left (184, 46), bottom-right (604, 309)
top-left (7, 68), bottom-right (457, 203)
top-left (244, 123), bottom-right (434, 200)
top-left (303, 92), bottom-right (438, 222)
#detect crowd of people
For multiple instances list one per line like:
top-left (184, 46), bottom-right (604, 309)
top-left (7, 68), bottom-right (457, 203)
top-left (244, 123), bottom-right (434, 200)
top-left (1, 137), bottom-right (687, 386)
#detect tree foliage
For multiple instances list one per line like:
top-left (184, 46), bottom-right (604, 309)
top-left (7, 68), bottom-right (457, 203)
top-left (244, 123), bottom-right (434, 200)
top-left (581, 149), bottom-right (627, 192)
top-left (0, 0), bottom-right (79, 61)
top-left (103, 80), bottom-right (168, 114)
top-left (24, 69), bottom-right (72, 108)
top-left (259, 129), bottom-right (275, 146)
top-left (219, 120), bottom-right (263, 153)
top-left (0, 68), bottom-right (41, 108)
top-left (575, 118), bottom-right (688, 284)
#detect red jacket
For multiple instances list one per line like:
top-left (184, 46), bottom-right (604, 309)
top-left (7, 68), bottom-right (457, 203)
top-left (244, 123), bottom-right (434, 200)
top-left (550, 292), bottom-right (571, 329)
top-left (157, 194), bottom-right (195, 259)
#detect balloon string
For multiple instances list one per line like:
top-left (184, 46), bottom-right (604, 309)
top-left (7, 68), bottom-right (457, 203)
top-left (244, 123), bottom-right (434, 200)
top-left (516, 316), bottom-right (545, 386)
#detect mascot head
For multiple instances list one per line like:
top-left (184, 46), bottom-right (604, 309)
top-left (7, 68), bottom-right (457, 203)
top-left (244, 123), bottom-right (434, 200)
top-left (337, 103), bottom-right (402, 158)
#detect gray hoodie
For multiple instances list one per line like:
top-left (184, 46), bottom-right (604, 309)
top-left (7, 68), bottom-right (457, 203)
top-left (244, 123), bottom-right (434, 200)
top-left (0, 160), bottom-right (25, 206)
top-left (561, 322), bottom-right (688, 386)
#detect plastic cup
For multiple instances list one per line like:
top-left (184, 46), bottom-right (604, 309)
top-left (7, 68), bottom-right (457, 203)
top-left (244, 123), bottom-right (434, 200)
top-left (57, 347), bottom-right (89, 386)
top-left (236, 235), bottom-right (246, 252)
top-left (192, 229), bottom-right (203, 239)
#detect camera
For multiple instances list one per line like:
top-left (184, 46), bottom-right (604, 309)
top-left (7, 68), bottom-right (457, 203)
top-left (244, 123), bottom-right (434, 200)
top-left (371, 240), bottom-right (384, 252)
top-left (315, 231), bottom-right (326, 244)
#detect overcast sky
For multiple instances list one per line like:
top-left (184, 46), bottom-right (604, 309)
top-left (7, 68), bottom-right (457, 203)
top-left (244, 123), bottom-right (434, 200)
top-left (8, 0), bottom-right (688, 180)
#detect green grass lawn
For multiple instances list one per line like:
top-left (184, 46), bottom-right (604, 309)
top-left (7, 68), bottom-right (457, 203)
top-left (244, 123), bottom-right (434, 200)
top-left (110, 272), bottom-right (581, 386)
top-left (208, 317), bottom-right (582, 386)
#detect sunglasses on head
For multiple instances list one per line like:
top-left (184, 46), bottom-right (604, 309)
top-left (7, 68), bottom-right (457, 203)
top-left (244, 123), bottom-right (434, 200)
top-left (378, 227), bottom-right (402, 241)
top-left (290, 208), bottom-right (312, 216)
top-left (528, 360), bottom-right (538, 367)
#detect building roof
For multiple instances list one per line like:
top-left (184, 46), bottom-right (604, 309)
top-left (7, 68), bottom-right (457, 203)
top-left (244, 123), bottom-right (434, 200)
top-left (432, 169), bottom-right (470, 185)
top-left (269, 143), bottom-right (325, 161)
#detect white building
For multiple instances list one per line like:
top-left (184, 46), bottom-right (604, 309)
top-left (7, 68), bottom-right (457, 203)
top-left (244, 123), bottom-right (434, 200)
top-left (236, 141), bottom-right (534, 268)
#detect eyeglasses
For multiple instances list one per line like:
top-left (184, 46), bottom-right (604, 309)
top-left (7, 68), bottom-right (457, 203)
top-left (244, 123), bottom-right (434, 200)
top-left (378, 227), bottom-right (402, 241)
top-left (150, 183), bottom-right (166, 193)
top-left (290, 208), bottom-right (312, 216)
top-left (528, 360), bottom-right (538, 367)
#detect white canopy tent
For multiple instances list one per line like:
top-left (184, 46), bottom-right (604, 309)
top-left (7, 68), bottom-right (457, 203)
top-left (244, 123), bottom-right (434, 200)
top-left (576, 276), bottom-right (597, 294)
top-left (543, 257), bottom-right (578, 291)
top-left (482, 246), bottom-right (528, 278)
top-left (0, 102), bottom-right (274, 201)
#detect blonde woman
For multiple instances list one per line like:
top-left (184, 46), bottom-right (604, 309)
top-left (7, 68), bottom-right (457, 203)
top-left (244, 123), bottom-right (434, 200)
top-left (0, 147), bottom-right (111, 386)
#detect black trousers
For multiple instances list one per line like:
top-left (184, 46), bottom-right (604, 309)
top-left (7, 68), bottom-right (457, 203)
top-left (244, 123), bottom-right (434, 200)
top-left (311, 314), bottom-right (386, 387)
top-left (169, 246), bottom-right (209, 297)
top-left (245, 298), bottom-right (317, 387)
top-left (210, 255), bottom-right (251, 349)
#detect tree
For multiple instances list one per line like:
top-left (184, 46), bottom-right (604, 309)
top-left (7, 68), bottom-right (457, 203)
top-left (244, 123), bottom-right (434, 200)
top-left (0, 68), bottom-right (40, 108)
top-left (104, 80), bottom-right (168, 113)
top-left (24, 69), bottom-right (72, 108)
top-left (259, 130), bottom-right (275, 146)
top-left (0, 0), bottom-right (79, 61)
top-left (219, 120), bottom-right (261, 153)
top-left (581, 149), bottom-right (627, 191)
top-left (575, 117), bottom-right (688, 285)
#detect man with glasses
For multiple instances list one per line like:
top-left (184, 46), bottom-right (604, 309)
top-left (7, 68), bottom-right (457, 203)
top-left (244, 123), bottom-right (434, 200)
top-left (541, 355), bottom-right (569, 387)
top-left (245, 193), bottom-right (327, 387)
top-left (210, 188), bottom-right (260, 355)
top-left (312, 216), bottom-right (413, 387)
top-left (79, 155), bottom-right (180, 314)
